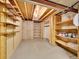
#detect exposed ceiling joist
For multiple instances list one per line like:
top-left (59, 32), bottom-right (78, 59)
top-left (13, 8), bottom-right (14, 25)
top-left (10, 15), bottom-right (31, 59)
top-left (24, 2), bottom-right (35, 20)
top-left (15, 0), bottom-right (35, 20)
top-left (31, 0), bottom-right (78, 13)
top-left (33, 5), bottom-right (50, 21)
top-left (24, 2), bottom-right (29, 19)
top-left (71, 1), bottom-right (79, 7)
top-left (56, 1), bottom-right (79, 15)
top-left (39, 9), bottom-right (51, 19)
top-left (13, 0), bottom-right (25, 19)
top-left (40, 9), bottom-right (56, 21)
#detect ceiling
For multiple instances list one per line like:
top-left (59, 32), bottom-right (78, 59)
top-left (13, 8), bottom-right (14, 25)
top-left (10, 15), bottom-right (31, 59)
top-left (15, 0), bottom-right (52, 21)
top-left (16, 0), bottom-right (35, 20)
top-left (33, 5), bottom-right (51, 21)
top-left (25, 0), bottom-right (79, 12)
top-left (13, 0), bottom-right (79, 21)
top-left (49, 0), bottom-right (79, 7)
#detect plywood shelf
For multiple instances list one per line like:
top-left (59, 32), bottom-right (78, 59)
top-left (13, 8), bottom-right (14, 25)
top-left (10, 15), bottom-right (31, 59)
top-left (0, 30), bottom-right (19, 35)
top-left (55, 14), bottom-right (78, 56)
top-left (56, 35), bottom-right (77, 43)
top-left (56, 19), bottom-right (73, 26)
top-left (55, 29), bottom-right (77, 34)
top-left (1, 11), bottom-right (13, 16)
top-left (0, 22), bottom-right (18, 27)
top-left (0, 1), bottom-right (22, 59)
top-left (6, 0), bottom-right (20, 16)
top-left (10, 17), bottom-right (19, 21)
top-left (55, 28), bottom-right (77, 33)
top-left (56, 26), bottom-right (77, 30)
top-left (56, 40), bottom-right (78, 54)
top-left (0, 11), bottom-right (19, 21)
top-left (0, 1), bottom-right (19, 16)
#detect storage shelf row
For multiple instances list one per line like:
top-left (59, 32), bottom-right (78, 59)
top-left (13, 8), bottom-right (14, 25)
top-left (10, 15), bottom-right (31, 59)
top-left (56, 40), bottom-right (78, 54)
top-left (0, 30), bottom-right (19, 35)
top-left (0, 0), bottom-right (20, 21)
top-left (56, 26), bottom-right (78, 30)
top-left (56, 19), bottom-right (73, 26)
top-left (55, 15), bottom-right (78, 56)
top-left (56, 35), bottom-right (77, 43)
top-left (0, 22), bottom-right (18, 27)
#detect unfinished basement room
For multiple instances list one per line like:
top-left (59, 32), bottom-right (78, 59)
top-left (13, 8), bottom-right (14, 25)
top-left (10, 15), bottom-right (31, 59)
top-left (0, 0), bottom-right (79, 59)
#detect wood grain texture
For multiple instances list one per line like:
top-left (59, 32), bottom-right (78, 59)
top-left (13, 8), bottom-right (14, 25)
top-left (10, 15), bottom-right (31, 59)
top-left (15, 0), bottom-right (35, 20)
top-left (55, 12), bottom-right (78, 57)
top-left (77, 27), bottom-right (79, 59)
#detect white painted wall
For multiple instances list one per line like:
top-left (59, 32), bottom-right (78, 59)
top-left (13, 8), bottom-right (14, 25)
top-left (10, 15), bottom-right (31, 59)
top-left (43, 17), bottom-right (50, 40)
top-left (23, 21), bottom-right (33, 40)
top-left (44, 26), bottom-right (50, 39)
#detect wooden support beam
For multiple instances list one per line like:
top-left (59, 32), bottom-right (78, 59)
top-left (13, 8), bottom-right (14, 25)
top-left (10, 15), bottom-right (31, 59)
top-left (39, 9), bottom-right (51, 19)
top-left (31, 0), bottom-right (78, 13)
top-left (40, 9), bottom-right (56, 22)
top-left (31, 5), bottom-right (36, 20)
top-left (13, 0), bottom-right (25, 19)
top-left (45, 0), bottom-right (78, 13)
top-left (24, 2), bottom-right (29, 20)
top-left (71, 1), bottom-right (79, 7)
top-left (49, 15), bottom-right (56, 45)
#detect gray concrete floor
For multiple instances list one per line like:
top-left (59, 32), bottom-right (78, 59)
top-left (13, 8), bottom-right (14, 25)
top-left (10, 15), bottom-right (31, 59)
top-left (10, 40), bottom-right (71, 59)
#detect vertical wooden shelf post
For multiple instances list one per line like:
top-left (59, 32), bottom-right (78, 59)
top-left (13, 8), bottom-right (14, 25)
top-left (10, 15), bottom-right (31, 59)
top-left (0, 13), bottom-right (7, 59)
top-left (77, 26), bottom-right (79, 59)
top-left (77, 5), bottom-right (79, 59)
top-left (0, 35), bottom-right (6, 59)
top-left (49, 15), bottom-right (56, 45)
top-left (0, 0), bottom-right (7, 58)
top-left (40, 22), bottom-right (44, 40)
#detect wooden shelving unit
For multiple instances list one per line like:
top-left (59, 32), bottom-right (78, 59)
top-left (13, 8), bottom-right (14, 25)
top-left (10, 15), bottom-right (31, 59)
top-left (56, 35), bottom-right (77, 43)
top-left (55, 15), bottom-right (78, 55)
top-left (0, 22), bottom-right (18, 26)
top-left (0, 0), bottom-right (22, 59)
top-left (56, 26), bottom-right (78, 30)
top-left (0, 0), bottom-right (20, 19)
top-left (6, 0), bottom-right (19, 16)
top-left (56, 40), bottom-right (78, 54)
top-left (56, 19), bottom-right (73, 26)
top-left (0, 30), bottom-right (19, 35)
top-left (0, 11), bottom-right (19, 21)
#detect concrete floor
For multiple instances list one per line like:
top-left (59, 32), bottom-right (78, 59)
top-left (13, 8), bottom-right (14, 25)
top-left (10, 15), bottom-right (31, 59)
top-left (11, 40), bottom-right (71, 59)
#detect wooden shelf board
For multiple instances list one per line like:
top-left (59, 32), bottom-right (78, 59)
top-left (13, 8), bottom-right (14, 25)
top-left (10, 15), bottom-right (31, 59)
top-left (56, 26), bottom-right (77, 30)
top-left (0, 31), bottom-right (19, 35)
top-left (0, 0), bottom-right (18, 17)
top-left (1, 12), bottom-right (19, 21)
top-left (1, 11), bottom-right (14, 17)
top-left (6, 3), bottom-right (13, 9)
top-left (6, 3), bottom-right (19, 16)
top-left (0, 1), bottom-right (16, 14)
top-left (56, 19), bottom-right (73, 25)
top-left (56, 40), bottom-right (77, 54)
top-left (9, 16), bottom-right (19, 21)
top-left (0, 22), bottom-right (18, 27)
top-left (56, 35), bottom-right (77, 43)
top-left (56, 29), bottom-right (77, 33)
